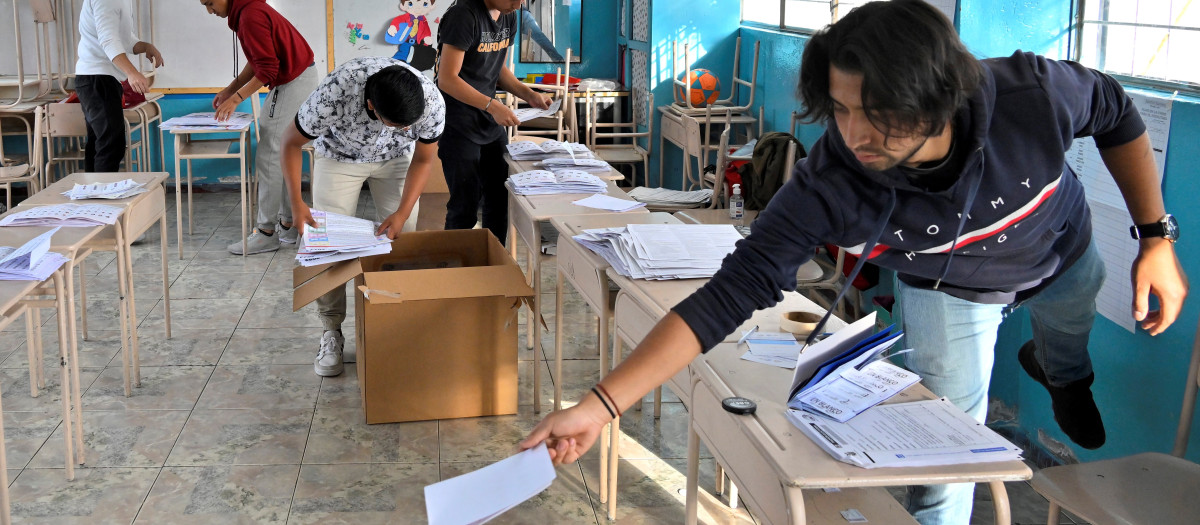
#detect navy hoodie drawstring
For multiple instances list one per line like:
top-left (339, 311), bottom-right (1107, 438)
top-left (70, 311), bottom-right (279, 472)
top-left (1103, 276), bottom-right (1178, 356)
top-left (802, 187), bottom-right (899, 349)
top-left (933, 147), bottom-right (986, 289)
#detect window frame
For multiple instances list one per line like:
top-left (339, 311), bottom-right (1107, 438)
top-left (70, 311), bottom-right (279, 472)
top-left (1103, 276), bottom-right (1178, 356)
top-left (1072, 0), bottom-right (1200, 95)
top-left (740, 0), bottom-right (845, 35)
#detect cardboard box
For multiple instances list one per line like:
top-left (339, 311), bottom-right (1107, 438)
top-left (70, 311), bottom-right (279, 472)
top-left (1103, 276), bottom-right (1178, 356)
top-left (293, 229), bottom-right (534, 423)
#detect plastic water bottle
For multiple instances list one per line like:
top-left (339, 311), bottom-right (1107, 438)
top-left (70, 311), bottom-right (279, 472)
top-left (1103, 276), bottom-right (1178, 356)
top-left (728, 184), bottom-right (744, 222)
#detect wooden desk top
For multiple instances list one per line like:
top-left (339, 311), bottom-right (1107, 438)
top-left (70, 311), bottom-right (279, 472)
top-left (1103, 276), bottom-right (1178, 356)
top-left (20, 172), bottom-right (169, 208)
top-left (510, 180), bottom-right (645, 221)
top-left (692, 341), bottom-right (1032, 488)
top-left (0, 222), bottom-right (104, 254)
top-left (674, 208), bottom-right (759, 226)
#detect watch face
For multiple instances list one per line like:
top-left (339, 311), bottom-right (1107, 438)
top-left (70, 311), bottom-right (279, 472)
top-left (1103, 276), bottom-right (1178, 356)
top-left (1165, 214), bottom-right (1180, 240)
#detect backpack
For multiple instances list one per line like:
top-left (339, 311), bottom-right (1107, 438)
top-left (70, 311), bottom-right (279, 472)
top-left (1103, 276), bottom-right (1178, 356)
top-left (737, 132), bottom-right (805, 210)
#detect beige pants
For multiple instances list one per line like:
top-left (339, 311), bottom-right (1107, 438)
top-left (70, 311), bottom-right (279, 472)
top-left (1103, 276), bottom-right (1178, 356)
top-left (313, 154), bottom-right (419, 331)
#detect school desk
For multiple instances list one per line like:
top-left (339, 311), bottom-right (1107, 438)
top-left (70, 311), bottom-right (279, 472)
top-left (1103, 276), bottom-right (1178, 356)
top-left (20, 171), bottom-right (173, 397)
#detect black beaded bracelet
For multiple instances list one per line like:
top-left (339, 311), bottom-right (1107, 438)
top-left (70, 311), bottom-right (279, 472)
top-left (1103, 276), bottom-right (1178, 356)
top-left (591, 387), bottom-right (617, 419)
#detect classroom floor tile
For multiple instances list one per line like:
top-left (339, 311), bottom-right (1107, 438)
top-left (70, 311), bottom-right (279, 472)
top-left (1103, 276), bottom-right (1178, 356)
top-left (0, 191), bottom-right (1084, 524)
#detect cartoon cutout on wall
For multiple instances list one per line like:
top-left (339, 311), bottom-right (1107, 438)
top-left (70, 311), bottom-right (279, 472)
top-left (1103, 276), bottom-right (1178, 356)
top-left (386, 0), bottom-right (438, 71)
top-left (346, 22), bottom-right (370, 48)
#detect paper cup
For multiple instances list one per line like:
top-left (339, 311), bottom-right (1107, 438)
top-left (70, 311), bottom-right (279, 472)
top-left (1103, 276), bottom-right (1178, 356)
top-left (780, 311), bottom-right (822, 335)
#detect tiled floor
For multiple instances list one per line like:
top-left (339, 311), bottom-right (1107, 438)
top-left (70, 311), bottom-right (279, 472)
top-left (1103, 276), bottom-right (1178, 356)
top-left (0, 191), bottom-right (1088, 524)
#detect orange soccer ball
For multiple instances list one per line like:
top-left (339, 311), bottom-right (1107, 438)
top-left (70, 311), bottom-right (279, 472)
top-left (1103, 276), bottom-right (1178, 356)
top-left (677, 68), bottom-right (721, 107)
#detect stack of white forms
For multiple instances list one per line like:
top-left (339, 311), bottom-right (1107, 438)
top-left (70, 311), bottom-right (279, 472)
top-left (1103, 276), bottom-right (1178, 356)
top-left (0, 227), bottom-right (69, 281)
top-left (573, 223), bottom-right (742, 280)
top-left (506, 170), bottom-right (606, 195)
top-left (62, 179), bottom-right (148, 200)
top-left (627, 187), bottom-right (712, 207)
top-left (424, 443), bottom-right (556, 525)
top-left (506, 139), bottom-right (592, 160)
top-left (0, 203), bottom-right (122, 227)
top-left (512, 98), bottom-right (563, 122)
top-left (787, 397), bottom-right (1023, 469)
top-left (296, 210), bottom-right (392, 267)
top-left (537, 157), bottom-right (613, 173)
top-left (160, 112), bottom-right (254, 131)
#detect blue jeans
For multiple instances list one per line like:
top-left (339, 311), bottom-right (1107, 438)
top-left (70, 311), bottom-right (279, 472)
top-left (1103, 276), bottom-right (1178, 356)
top-left (895, 239), bottom-right (1104, 525)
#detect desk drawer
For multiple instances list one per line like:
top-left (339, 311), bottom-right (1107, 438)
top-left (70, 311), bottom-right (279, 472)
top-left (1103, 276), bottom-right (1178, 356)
top-left (510, 198), bottom-right (538, 263)
top-left (556, 239), bottom-right (608, 314)
top-left (692, 379), bottom-right (790, 525)
top-left (613, 290), bottom-right (659, 348)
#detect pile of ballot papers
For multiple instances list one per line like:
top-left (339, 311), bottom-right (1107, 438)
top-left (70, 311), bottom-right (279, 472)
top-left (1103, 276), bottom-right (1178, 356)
top-left (783, 314), bottom-right (915, 422)
top-left (424, 443), bottom-right (556, 525)
top-left (788, 398), bottom-right (1023, 468)
top-left (537, 157), bottom-right (614, 174)
top-left (0, 203), bottom-right (122, 227)
top-left (506, 139), bottom-right (591, 160)
top-left (61, 179), bottom-right (148, 200)
top-left (506, 170), bottom-right (606, 195)
top-left (296, 210), bottom-right (392, 267)
top-left (160, 112), bottom-right (254, 131)
top-left (573, 223), bottom-right (742, 280)
top-left (627, 186), bottom-right (712, 207)
top-left (511, 99), bottom-right (563, 123)
top-left (0, 227), bottom-right (69, 281)
top-left (571, 194), bottom-right (646, 213)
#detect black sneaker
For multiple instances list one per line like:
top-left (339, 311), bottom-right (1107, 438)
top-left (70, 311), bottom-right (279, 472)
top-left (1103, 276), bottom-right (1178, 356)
top-left (1018, 340), bottom-right (1106, 449)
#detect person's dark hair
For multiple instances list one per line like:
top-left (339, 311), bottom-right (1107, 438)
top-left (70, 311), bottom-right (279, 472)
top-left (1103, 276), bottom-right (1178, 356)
top-left (796, 0), bottom-right (982, 139)
top-left (364, 65), bottom-right (426, 126)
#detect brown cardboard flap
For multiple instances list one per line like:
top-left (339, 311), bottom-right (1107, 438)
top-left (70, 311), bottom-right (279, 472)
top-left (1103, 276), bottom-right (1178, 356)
top-left (292, 259), bottom-right (365, 311)
top-left (361, 265), bottom-right (533, 304)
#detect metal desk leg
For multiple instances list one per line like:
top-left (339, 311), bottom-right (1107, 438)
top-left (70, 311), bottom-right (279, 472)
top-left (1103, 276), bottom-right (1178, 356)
top-left (606, 334), bottom-right (623, 520)
top-left (62, 256), bottom-right (85, 464)
top-left (78, 257), bottom-right (88, 340)
top-left (0, 373), bottom-right (10, 525)
top-left (685, 408), bottom-right (700, 525)
top-left (31, 309), bottom-right (43, 391)
top-left (553, 269), bottom-right (564, 411)
top-left (525, 248), bottom-right (534, 350)
top-left (51, 271), bottom-right (76, 481)
top-left (187, 158), bottom-right (194, 235)
top-left (160, 215), bottom-right (172, 339)
top-left (532, 246), bottom-right (543, 414)
top-left (240, 132), bottom-right (248, 257)
top-left (174, 134), bottom-right (184, 259)
top-left (23, 309), bottom-right (36, 398)
top-left (989, 480), bottom-right (1012, 525)
top-left (114, 228), bottom-right (133, 397)
top-left (121, 226), bottom-right (141, 387)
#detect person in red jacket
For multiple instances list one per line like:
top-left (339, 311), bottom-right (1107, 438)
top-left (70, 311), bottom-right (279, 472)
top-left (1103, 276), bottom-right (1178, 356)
top-left (199, 0), bottom-right (319, 255)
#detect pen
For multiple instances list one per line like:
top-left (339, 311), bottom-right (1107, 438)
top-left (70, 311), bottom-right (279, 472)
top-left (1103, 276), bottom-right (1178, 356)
top-left (737, 324), bottom-right (759, 346)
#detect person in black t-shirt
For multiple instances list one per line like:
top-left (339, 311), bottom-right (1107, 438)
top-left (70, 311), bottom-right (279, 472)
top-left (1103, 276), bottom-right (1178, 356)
top-left (436, 0), bottom-right (551, 245)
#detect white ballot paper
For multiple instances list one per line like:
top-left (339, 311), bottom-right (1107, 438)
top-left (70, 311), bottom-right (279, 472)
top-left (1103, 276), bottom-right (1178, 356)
top-left (571, 194), bottom-right (646, 212)
top-left (740, 330), bottom-right (805, 369)
top-left (296, 210), bottom-right (392, 267)
top-left (0, 227), bottom-right (69, 281)
top-left (424, 443), bottom-right (556, 525)
top-left (61, 178), bottom-right (148, 200)
top-left (160, 112), bottom-right (254, 131)
top-left (787, 398), bottom-right (1023, 468)
top-left (0, 203), bottom-right (122, 227)
top-left (513, 98), bottom-right (563, 122)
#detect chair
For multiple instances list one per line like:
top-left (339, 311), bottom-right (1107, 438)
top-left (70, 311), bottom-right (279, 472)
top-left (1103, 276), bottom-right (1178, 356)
top-left (1, 0), bottom-right (57, 108)
top-left (1029, 318), bottom-right (1200, 525)
top-left (507, 49), bottom-right (574, 142)
top-left (40, 102), bottom-right (88, 186)
top-left (583, 89), bottom-right (652, 186)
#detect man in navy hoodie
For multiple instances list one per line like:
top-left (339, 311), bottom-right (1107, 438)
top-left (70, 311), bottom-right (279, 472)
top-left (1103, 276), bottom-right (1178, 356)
top-left (520, 1), bottom-right (1187, 523)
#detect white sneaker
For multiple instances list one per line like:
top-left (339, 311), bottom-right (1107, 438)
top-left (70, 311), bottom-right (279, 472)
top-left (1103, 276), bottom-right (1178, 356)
top-left (314, 330), bottom-right (345, 377)
top-left (228, 229), bottom-right (280, 255)
top-left (277, 220), bottom-right (299, 245)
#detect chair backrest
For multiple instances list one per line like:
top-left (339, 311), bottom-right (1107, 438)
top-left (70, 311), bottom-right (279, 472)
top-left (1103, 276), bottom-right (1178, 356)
top-left (45, 103), bottom-right (87, 137)
top-left (1174, 317), bottom-right (1200, 457)
top-left (584, 89), bottom-right (653, 152)
top-left (250, 89), bottom-right (262, 143)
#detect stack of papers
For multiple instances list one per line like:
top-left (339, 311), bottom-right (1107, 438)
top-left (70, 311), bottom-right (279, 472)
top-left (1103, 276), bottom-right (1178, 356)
top-left (0, 227), bottom-right (69, 281)
top-left (424, 443), bottom-right (556, 525)
top-left (785, 314), bottom-right (912, 422)
top-left (160, 112), bottom-right (254, 131)
top-left (513, 98), bottom-right (564, 122)
top-left (627, 187), bottom-right (712, 207)
top-left (573, 223), bottom-right (742, 280)
top-left (506, 140), bottom-right (591, 160)
top-left (61, 179), bottom-right (148, 200)
top-left (506, 170), bottom-right (606, 195)
top-left (0, 203), bottom-right (122, 227)
top-left (296, 210), bottom-right (392, 267)
top-left (571, 194), bottom-right (646, 212)
top-left (537, 157), bottom-right (613, 173)
top-left (787, 397), bottom-right (1023, 468)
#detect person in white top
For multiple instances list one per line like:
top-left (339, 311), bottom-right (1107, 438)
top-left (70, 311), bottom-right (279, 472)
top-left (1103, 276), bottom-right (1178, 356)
top-left (75, 0), bottom-right (164, 172)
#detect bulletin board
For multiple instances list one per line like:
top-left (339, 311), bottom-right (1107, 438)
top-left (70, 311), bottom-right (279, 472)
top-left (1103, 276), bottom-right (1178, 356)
top-left (151, 0), bottom-right (329, 92)
top-left (327, 0), bottom-right (452, 77)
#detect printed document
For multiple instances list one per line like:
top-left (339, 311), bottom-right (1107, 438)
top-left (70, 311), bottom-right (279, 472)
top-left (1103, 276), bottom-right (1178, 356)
top-left (61, 178), bottom-right (147, 200)
top-left (0, 203), bottom-right (122, 227)
top-left (787, 398), bottom-right (1023, 468)
top-left (160, 112), bottom-right (254, 131)
top-left (0, 227), bottom-right (69, 281)
top-left (513, 98), bottom-right (563, 122)
top-left (571, 194), bottom-right (646, 212)
top-left (424, 443), bottom-right (556, 525)
top-left (296, 210), bottom-right (392, 267)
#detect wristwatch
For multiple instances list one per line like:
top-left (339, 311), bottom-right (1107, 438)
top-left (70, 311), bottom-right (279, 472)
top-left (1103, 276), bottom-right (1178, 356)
top-left (1130, 214), bottom-right (1180, 242)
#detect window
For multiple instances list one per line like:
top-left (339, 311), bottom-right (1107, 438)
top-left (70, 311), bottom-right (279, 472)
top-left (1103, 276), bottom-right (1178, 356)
top-left (742, 0), bottom-right (872, 33)
top-left (1075, 0), bottom-right (1200, 92)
